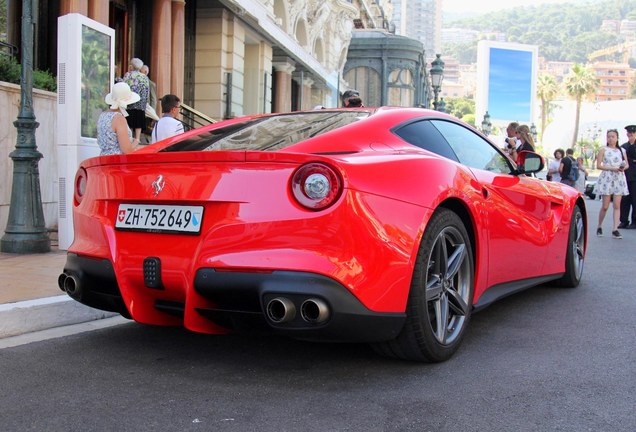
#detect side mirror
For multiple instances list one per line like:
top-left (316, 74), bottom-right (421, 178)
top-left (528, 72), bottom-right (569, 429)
top-left (515, 151), bottom-right (544, 175)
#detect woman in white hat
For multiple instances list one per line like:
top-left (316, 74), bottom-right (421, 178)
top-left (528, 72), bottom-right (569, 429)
top-left (97, 82), bottom-right (141, 155)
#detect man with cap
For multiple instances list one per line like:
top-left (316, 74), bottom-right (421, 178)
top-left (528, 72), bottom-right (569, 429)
top-left (619, 125), bottom-right (636, 228)
top-left (341, 89), bottom-right (363, 107)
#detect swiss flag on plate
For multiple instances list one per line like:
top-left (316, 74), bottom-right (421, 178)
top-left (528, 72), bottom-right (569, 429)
top-left (118, 210), bottom-right (126, 222)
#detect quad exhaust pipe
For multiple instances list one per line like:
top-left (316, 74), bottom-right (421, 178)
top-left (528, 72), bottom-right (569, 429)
top-left (300, 298), bottom-right (330, 324)
top-left (58, 273), bottom-right (82, 299)
top-left (265, 297), bottom-right (330, 325)
top-left (266, 297), bottom-right (297, 323)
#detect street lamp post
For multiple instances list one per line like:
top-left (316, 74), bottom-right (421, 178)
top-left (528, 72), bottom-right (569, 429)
top-left (530, 123), bottom-right (538, 142)
top-left (429, 54), bottom-right (445, 111)
top-left (1, 0), bottom-right (51, 254)
top-left (481, 111), bottom-right (492, 136)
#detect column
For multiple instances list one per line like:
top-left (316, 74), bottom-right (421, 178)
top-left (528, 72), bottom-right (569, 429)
top-left (302, 77), bottom-right (314, 111)
top-left (312, 81), bottom-right (328, 108)
top-left (171, 0), bottom-right (186, 98)
top-left (272, 60), bottom-right (295, 113)
top-left (59, 0), bottom-right (88, 15)
top-left (152, 0), bottom-right (172, 100)
top-left (88, 0), bottom-right (109, 26)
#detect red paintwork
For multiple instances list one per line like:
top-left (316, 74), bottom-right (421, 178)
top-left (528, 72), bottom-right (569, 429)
top-left (69, 107), bottom-right (584, 333)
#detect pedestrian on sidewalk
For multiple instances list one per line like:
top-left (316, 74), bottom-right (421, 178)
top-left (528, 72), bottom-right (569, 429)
top-left (575, 155), bottom-right (588, 193)
top-left (547, 148), bottom-right (564, 182)
top-left (97, 82), bottom-right (141, 155)
top-left (618, 124), bottom-right (636, 229)
top-left (595, 129), bottom-right (629, 239)
top-left (122, 58), bottom-right (150, 141)
top-left (341, 89), bottom-right (363, 107)
top-left (503, 121), bottom-right (520, 153)
top-left (151, 94), bottom-right (185, 143)
top-left (509, 124), bottom-right (535, 166)
top-left (559, 148), bottom-right (578, 188)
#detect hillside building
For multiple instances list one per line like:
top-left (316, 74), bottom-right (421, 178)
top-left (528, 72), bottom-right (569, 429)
top-left (590, 61), bottom-right (634, 102)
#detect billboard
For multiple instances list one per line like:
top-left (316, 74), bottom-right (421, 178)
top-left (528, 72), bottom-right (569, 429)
top-left (476, 41), bottom-right (538, 127)
top-left (57, 14), bottom-right (115, 250)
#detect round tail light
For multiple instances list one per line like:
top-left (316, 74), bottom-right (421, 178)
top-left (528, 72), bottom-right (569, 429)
top-left (74, 167), bottom-right (87, 205)
top-left (291, 163), bottom-right (343, 210)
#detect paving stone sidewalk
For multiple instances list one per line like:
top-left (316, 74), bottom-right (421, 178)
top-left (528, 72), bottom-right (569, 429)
top-left (0, 247), bottom-right (115, 339)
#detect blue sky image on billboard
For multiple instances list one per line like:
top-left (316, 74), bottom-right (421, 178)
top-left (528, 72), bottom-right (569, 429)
top-left (488, 47), bottom-right (532, 123)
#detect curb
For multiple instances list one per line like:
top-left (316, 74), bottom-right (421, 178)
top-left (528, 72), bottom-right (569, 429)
top-left (0, 295), bottom-right (117, 339)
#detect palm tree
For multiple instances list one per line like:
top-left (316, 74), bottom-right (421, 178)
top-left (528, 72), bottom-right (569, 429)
top-left (564, 64), bottom-right (599, 149)
top-left (537, 74), bottom-right (559, 142)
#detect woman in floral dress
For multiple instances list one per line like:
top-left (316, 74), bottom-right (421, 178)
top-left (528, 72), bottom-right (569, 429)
top-left (97, 82), bottom-right (141, 155)
top-left (123, 58), bottom-right (150, 141)
top-left (595, 129), bottom-right (629, 239)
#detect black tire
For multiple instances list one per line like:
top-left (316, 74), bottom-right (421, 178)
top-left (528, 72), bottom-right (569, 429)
top-left (373, 208), bottom-right (474, 362)
top-left (554, 205), bottom-right (585, 288)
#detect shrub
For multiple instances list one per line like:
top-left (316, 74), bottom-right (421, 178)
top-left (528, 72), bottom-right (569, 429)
top-left (0, 54), bottom-right (21, 83)
top-left (33, 68), bottom-right (57, 92)
top-left (0, 54), bottom-right (57, 92)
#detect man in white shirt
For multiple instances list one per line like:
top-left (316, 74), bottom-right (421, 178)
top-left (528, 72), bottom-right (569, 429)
top-left (151, 94), bottom-right (185, 143)
top-left (503, 121), bottom-right (521, 153)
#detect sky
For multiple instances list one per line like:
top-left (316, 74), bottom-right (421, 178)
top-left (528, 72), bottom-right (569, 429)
top-left (443, 0), bottom-right (576, 14)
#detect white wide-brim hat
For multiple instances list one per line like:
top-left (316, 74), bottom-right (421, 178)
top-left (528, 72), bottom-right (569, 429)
top-left (104, 82), bottom-right (141, 110)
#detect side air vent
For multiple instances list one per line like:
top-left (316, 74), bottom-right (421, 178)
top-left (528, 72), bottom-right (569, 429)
top-left (58, 177), bottom-right (66, 219)
top-left (58, 63), bottom-right (65, 105)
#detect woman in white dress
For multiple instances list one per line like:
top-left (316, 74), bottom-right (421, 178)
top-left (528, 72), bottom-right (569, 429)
top-left (595, 129), bottom-right (629, 239)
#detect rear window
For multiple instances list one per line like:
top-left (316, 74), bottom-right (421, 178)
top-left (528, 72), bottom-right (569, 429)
top-left (160, 111), bottom-right (370, 152)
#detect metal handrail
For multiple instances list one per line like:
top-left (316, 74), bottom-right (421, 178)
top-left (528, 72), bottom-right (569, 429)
top-left (0, 41), bottom-right (18, 57)
top-left (180, 103), bottom-right (216, 131)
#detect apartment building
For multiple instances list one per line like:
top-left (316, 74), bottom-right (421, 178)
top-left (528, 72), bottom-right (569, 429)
top-left (391, 0), bottom-right (442, 58)
top-left (590, 61), bottom-right (634, 102)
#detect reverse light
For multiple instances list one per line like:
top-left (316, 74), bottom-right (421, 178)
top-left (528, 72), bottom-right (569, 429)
top-left (291, 163), bottom-right (343, 210)
top-left (74, 167), bottom-right (87, 205)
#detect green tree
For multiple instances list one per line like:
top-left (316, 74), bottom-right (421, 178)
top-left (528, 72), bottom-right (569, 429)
top-left (536, 74), bottom-right (560, 142)
top-left (445, 0), bottom-right (635, 62)
top-left (443, 97), bottom-right (475, 122)
top-left (564, 64), bottom-right (599, 149)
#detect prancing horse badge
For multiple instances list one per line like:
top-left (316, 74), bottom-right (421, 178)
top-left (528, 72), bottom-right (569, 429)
top-left (152, 175), bottom-right (165, 197)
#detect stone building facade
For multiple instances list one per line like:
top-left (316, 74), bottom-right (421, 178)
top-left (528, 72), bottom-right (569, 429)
top-left (4, 0), bottom-right (361, 118)
top-left (3, 0), bottom-right (419, 234)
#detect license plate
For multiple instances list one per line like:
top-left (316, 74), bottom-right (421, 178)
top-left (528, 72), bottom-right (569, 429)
top-left (115, 204), bottom-right (204, 233)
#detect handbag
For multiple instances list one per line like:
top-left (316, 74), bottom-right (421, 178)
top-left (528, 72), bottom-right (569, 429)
top-left (145, 104), bottom-right (160, 121)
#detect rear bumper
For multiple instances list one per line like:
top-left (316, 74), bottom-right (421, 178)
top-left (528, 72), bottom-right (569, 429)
top-left (60, 253), bottom-right (406, 343)
top-left (59, 253), bottom-right (130, 318)
top-left (193, 268), bottom-right (406, 342)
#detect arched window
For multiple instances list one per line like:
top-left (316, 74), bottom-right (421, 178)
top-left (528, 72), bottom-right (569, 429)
top-left (273, 0), bottom-right (288, 31)
top-left (314, 38), bottom-right (325, 64)
top-left (295, 19), bottom-right (308, 48)
top-left (343, 66), bottom-right (381, 107)
top-left (387, 68), bottom-right (414, 107)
